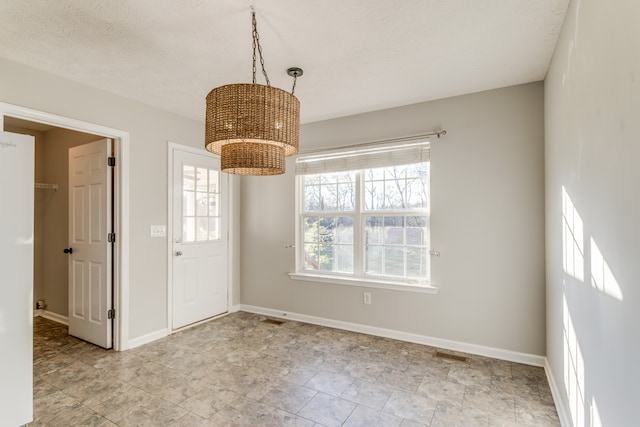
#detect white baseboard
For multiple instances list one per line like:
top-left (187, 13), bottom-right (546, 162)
top-left (545, 359), bottom-right (572, 426)
top-left (127, 328), bottom-right (168, 349)
top-left (35, 310), bottom-right (69, 326)
top-left (239, 304), bottom-right (546, 367)
top-left (128, 307), bottom-right (241, 350)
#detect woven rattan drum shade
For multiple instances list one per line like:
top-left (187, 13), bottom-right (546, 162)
top-left (205, 83), bottom-right (300, 175)
top-left (221, 142), bottom-right (285, 175)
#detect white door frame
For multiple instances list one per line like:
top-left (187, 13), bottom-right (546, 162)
top-left (166, 142), bottom-right (233, 332)
top-left (0, 102), bottom-right (130, 351)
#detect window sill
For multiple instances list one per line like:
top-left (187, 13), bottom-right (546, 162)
top-left (288, 272), bottom-right (439, 294)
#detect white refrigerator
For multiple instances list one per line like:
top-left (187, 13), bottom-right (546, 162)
top-left (0, 131), bottom-right (34, 426)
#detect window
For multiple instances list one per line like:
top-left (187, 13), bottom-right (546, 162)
top-left (182, 165), bottom-right (220, 242)
top-left (293, 140), bottom-right (433, 290)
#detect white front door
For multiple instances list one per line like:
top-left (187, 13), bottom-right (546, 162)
top-left (172, 148), bottom-right (228, 330)
top-left (0, 131), bottom-right (34, 426)
top-left (68, 138), bottom-right (113, 348)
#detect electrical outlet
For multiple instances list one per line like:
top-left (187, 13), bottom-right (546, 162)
top-left (363, 292), bottom-right (372, 305)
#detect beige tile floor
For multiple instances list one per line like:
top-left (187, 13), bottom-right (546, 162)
top-left (31, 312), bottom-right (560, 426)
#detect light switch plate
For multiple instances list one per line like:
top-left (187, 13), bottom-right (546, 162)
top-left (150, 225), bottom-right (166, 237)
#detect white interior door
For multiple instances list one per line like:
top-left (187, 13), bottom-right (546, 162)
top-left (0, 131), bottom-right (34, 426)
top-left (68, 138), bottom-right (113, 348)
top-left (172, 148), bottom-right (228, 330)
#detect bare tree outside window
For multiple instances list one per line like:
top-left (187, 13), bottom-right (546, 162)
top-left (301, 162), bottom-right (429, 283)
top-left (303, 172), bottom-right (356, 273)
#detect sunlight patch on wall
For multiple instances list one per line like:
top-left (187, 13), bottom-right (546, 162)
top-left (562, 186), bottom-right (584, 281)
top-left (0, 310), bottom-right (6, 334)
top-left (590, 238), bottom-right (623, 301)
top-left (591, 397), bottom-right (603, 427)
top-left (563, 295), bottom-right (585, 427)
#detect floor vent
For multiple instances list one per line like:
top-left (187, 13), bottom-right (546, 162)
top-left (261, 318), bottom-right (284, 325)
top-left (434, 351), bottom-right (469, 363)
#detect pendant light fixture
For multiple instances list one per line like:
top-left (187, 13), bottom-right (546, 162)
top-left (205, 8), bottom-right (303, 175)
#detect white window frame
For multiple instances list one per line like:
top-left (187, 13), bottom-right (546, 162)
top-left (290, 139), bottom-right (438, 294)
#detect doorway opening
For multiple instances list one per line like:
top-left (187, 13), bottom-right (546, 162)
top-left (1, 103), bottom-right (129, 350)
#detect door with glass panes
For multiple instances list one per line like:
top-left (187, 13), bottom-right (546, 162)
top-left (172, 148), bottom-right (228, 329)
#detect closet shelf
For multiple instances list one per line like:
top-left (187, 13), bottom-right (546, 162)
top-left (35, 183), bottom-right (58, 191)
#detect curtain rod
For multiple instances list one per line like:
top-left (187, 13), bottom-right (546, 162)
top-left (297, 130), bottom-right (446, 156)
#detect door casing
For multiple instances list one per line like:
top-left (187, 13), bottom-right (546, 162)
top-left (0, 102), bottom-right (130, 351)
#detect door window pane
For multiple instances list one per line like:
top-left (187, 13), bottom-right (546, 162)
top-left (209, 218), bottom-right (219, 240)
top-left (183, 191), bottom-right (195, 216)
top-left (208, 170), bottom-right (219, 192)
top-left (196, 192), bottom-right (208, 216)
top-left (183, 217), bottom-right (195, 243)
top-left (197, 217), bottom-right (208, 241)
top-left (196, 167), bottom-right (207, 191)
top-left (183, 165), bottom-right (195, 190)
top-left (182, 164), bottom-right (221, 242)
top-left (209, 194), bottom-right (218, 216)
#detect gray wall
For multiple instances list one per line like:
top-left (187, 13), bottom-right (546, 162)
top-left (0, 56), bottom-right (241, 341)
top-left (242, 82), bottom-right (546, 356)
top-left (545, 0), bottom-right (640, 425)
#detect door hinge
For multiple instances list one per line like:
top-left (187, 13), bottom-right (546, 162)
top-left (108, 232), bottom-right (116, 243)
top-left (107, 309), bottom-right (115, 319)
top-left (108, 157), bottom-right (116, 167)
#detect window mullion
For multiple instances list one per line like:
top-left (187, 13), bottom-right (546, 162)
top-left (296, 175), bottom-right (304, 272)
top-left (354, 170), bottom-right (364, 277)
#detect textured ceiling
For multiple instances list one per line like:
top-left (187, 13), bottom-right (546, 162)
top-left (0, 0), bottom-right (570, 124)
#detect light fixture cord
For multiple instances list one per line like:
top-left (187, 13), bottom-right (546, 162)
top-left (291, 73), bottom-right (298, 95)
top-left (251, 11), bottom-right (270, 86)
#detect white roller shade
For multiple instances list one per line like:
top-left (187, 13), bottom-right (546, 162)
top-left (295, 140), bottom-right (429, 175)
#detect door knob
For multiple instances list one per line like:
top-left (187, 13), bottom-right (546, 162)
top-left (63, 248), bottom-right (73, 254)
top-left (175, 251), bottom-right (183, 256)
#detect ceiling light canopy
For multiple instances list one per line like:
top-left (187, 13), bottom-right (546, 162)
top-left (205, 9), bottom-right (302, 176)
